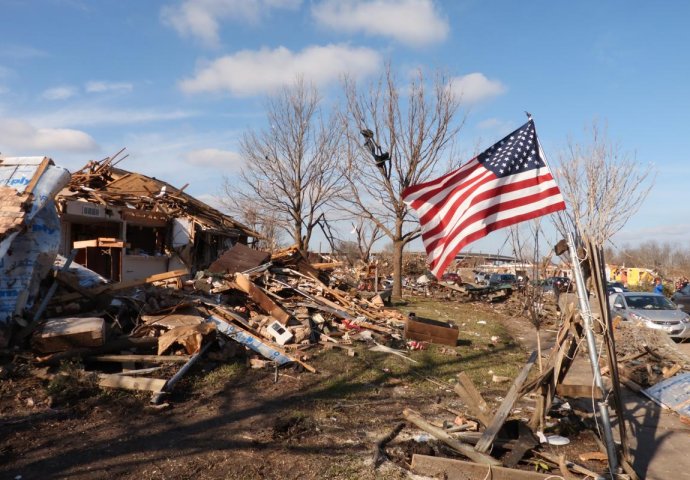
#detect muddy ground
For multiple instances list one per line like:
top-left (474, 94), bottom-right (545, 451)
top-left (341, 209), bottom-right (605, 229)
top-left (0, 295), bottom-right (603, 480)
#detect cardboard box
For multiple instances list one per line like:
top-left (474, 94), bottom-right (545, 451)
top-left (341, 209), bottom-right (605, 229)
top-left (404, 316), bottom-right (459, 346)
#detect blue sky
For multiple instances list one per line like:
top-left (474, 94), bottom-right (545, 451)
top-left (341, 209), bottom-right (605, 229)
top-left (1, 0), bottom-right (688, 255)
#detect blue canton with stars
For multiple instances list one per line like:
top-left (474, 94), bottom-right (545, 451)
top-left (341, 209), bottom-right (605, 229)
top-left (477, 120), bottom-right (545, 178)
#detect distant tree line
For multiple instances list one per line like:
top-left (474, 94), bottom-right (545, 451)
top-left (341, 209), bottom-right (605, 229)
top-left (605, 241), bottom-right (690, 278)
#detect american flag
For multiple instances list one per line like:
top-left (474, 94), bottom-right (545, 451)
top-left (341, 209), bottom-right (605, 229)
top-left (402, 119), bottom-right (566, 278)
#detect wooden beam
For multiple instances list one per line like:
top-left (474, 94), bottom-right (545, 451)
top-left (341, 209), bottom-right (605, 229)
top-left (454, 372), bottom-right (494, 427)
top-left (556, 383), bottom-right (603, 399)
top-left (234, 273), bottom-right (290, 325)
top-left (411, 454), bottom-right (553, 480)
top-left (89, 354), bottom-right (190, 364)
top-left (98, 374), bottom-right (167, 393)
top-left (475, 351), bottom-right (538, 453)
top-left (402, 408), bottom-right (501, 466)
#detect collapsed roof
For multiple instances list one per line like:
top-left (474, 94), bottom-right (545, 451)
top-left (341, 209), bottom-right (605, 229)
top-left (57, 149), bottom-right (260, 240)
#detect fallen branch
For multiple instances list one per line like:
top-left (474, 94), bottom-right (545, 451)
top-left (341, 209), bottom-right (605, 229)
top-left (372, 422), bottom-right (404, 468)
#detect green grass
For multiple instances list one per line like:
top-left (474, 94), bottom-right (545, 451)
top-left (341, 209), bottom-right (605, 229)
top-left (189, 361), bottom-right (247, 391)
top-left (304, 296), bottom-right (526, 405)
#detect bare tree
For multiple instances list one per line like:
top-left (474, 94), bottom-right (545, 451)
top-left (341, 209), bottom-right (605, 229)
top-left (552, 121), bottom-right (656, 246)
top-left (340, 65), bottom-right (463, 299)
top-left (227, 78), bottom-right (345, 251)
top-left (350, 217), bottom-right (384, 263)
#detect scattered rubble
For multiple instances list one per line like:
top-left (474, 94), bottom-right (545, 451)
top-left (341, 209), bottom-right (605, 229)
top-left (3, 155), bottom-right (690, 479)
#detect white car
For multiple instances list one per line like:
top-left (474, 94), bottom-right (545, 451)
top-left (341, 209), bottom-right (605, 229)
top-left (610, 292), bottom-right (690, 339)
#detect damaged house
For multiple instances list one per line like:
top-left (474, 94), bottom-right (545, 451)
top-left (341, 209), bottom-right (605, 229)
top-left (55, 152), bottom-right (259, 282)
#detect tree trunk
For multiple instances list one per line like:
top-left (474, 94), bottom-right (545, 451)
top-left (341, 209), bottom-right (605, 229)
top-left (392, 238), bottom-right (404, 301)
top-left (294, 219), bottom-right (304, 250)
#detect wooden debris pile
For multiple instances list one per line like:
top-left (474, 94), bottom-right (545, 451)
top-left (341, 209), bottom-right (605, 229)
top-left (366, 349), bottom-right (611, 479)
top-left (373, 240), bottom-right (646, 479)
top-left (17, 243), bottom-right (410, 404)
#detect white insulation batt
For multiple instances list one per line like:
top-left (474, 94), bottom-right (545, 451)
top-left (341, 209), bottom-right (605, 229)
top-left (0, 157), bottom-right (71, 345)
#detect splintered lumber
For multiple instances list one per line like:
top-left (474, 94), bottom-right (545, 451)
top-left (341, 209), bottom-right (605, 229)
top-left (89, 354), bottom-right (190, 364)
top-left (411, 454), bottom-right (553, 480)
top-left (475, 351), bottom-right (538, 453)
top-left (99, 374), bottom-right (167, 393)
top-left (235, 273), bottom-right (291, 325)
top-left (454, 372), bottom-right (494, 427)
top-left (402, 408), bottom-right (501, 466)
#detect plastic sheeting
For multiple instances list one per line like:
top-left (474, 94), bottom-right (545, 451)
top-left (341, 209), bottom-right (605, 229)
top-left (0, 157), bottom-right (71, 344)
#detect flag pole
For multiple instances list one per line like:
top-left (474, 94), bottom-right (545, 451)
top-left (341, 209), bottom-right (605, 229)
top-left (566, 230), bottom-right (619, 477)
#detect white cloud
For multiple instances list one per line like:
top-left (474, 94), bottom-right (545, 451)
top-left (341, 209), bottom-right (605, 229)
top-left (312, 0), bottom-right (448, 46)
top-left (85, 81), bottom-right (133, 93)
top-left (450, 73), bottom-right (506, 104)
top-left (42, 85), bottom-right (78, 101)
top-left (29, 107), bottom-right (195, 128)
top-left (184, 148), bottom-right (243, 168)
top-left (161, 0), bottom-right (302, 47)
top-left (0, 118), bottom-right (98, 153)
top-left (477, 117), bottom-right (514, 131)
top-left (180, 44), bottom-right (381, 95)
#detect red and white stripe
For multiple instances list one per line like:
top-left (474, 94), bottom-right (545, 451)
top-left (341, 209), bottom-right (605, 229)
top-left (403, 155), bottom-right (565, 278)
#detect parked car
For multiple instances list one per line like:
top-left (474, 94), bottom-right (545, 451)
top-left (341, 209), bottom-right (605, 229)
top-left (473, 271), bottom-right (490, 284)
top-left (441, 272), bottom-right (461, 284)
top-left (606, 281), bottom-right (628, 294)
top-left (540, 276), bottom-right (570, 295)
top-left (671, 283), bottom-right (690, 314)
top-left (488, 273), bottom-right (517, 287)
top-left (609, 292), bottom-right (690, 339)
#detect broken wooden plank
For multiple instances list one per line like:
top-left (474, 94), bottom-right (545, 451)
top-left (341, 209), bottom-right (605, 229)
top-left (454, 372), bottom-right (494, 427)
top-left (402, 408), bottom-right (501, 466)
top-left (411, 454), bottom-right (552, 479)
top-left (35, 336), bottom-right (159, 365)
top-left (89, 354), bottom-right (190, 364)
top-left (98, 374), bottom-right (167, 393)
top-left (556, 383), bottom-right (603, 399)
top-left (235, 273), bottom-right (291, 325)
top-left (32, 317), bottom-right (106, 353)
top-left (475, 350), bottom-right (538, 453)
